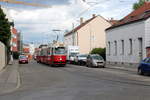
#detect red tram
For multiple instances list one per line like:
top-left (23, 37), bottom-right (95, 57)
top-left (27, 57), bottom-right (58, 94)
top-left (36, 42), bottom-right (66, 66)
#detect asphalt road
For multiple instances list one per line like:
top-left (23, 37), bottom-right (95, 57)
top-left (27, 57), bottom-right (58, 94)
top-left (0, 60), bottom-right (150, 100)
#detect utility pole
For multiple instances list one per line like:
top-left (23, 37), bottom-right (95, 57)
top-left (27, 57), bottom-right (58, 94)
top-left (72, 23), bottom-right (75, 46)
top-left (52, 29), bottom-right (61, 42)
top-left (18, 31), bottom-right (23, 54)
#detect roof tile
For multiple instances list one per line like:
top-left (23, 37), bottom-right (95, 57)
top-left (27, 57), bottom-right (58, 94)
top-left (107, 2), bottom-right (150, 30)
top-left (64, 16), bottom-right (97, 36)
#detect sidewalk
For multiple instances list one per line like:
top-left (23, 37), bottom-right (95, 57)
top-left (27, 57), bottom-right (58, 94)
top-left (0, 60), bottom-right (20, 95)
top-left (106, 64), bottom-right (137, 72)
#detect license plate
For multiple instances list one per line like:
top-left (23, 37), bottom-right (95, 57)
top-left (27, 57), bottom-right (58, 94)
top-left (98, 63), bottom-right (102, 65)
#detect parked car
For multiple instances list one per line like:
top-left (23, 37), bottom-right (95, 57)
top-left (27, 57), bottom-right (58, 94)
top-left (74, 54), bottom-right (88, 65)
top-left (69, 53), bottom-right (78, 64)
top-left (138, 57), bottom-right (150, 75)
top-left (18, 55), bottom-right (28, 64)
top-left (86, 54), bottom-right (105, 68)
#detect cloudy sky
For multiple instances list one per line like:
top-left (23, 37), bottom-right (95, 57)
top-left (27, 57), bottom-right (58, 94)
top-left (0, 0), bottom-right (138, 45)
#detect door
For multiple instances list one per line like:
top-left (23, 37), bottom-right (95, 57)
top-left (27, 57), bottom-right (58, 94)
top-left (138, 38), bottom-right (143, 62)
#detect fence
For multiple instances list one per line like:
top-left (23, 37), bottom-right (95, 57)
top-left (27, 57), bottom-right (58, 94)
top-left (0, 41), bottom-right (6, 71)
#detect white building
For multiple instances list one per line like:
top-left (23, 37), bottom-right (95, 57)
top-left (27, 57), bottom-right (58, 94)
top-left (106, 2), bottom-right (150, 67)
top-left (29, 44), bottom-right (35, 55)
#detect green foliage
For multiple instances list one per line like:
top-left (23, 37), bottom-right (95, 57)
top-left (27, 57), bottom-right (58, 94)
top-left (133, 0), bottom-right (149, 10)
top-left (90, 48), bottom-right (106, 60)
top-left (13, 52), bottom-right (19, 59)
top-left (0, 7), bottom-right (11, 48)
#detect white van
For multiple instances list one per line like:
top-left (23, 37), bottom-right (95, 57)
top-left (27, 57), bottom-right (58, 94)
top-left (66, 46), bottom-right (79, 63)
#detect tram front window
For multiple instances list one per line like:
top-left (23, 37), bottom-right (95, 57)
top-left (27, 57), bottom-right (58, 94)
top-left (54, 47), bottom-right (65, 55)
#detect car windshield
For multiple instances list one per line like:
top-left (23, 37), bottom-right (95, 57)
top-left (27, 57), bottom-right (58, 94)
top-left (91, 55), bottom-right (103, 60)
top-left (19, 56), bottom-right (27, 59)
top-left (143, 58), bottom-right (150, 63)
top-left (79, 55), bottom-right (87, 57)
top-left (54, 47), bottom-right (65, 55)
top-left (70, 53), bottom-right (78, 57)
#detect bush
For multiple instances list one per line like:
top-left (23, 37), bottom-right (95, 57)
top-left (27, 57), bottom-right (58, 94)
top-left (90, 48), bottom-right (106, 60)
top-left (13, 52), bottom-right (20, 59)
top-left (0, 7), bottom-right (11, 47)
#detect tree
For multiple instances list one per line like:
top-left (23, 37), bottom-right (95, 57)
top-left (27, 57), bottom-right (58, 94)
top-left (133, 0), bottom-right (149, 10)
top-left (90, 48), bottom-right (106, 60)
top-left (0, 7), bottom-right (11, 48)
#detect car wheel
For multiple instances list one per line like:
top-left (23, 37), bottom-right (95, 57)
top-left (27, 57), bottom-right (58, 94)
top-left (138, 68), bottom-right (144, 75)
top-left (89, 63), bottom-right (93, 68)
top-left (62, 65), bottom-right (66, 67)
top-left (79, 62), bottom-right (82, 66)
top-left (86, 63), bottom-right (89, 67)
top-left (51, 64), bottom-right (54, 67)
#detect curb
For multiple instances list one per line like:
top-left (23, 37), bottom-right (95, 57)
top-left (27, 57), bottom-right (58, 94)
top-left (16, 68), bottom-right (21, 90)
top-left (106, 65), bottom-right (137, 72)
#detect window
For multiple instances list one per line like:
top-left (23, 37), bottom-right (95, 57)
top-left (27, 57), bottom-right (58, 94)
top-left (129, 39), bottom-right (132, 55)
top-left (12, 34), bottom-right (17, 38)
top-left (144, 58), bottom-right (149, 63)
top-left (12, 43), bottom-right (17, 47)
top-left (91, 55), bottom-right (103, 60)
top-left (114, 41), bottom-right (117, 55)
top-left (121, 40), bottom-right (124, 55)
top-left (108, 41), bottom-right (111, 55)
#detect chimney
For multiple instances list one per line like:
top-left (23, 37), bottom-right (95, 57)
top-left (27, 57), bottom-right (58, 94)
top-left (92, 14), bottom-right (96, 18)
top-left (80, 17), bottom-right (83, 24)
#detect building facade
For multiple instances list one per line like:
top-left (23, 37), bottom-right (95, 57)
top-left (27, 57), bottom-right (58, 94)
top-left (29, 43), bottom-right (35, 55)
top-left (23, 44), bottom-right (35, 59)
top-left (106, 2), bottom-right (150, 66)
top-left (23, 44), bottom-right (30, 54)
top-left (11, 27), bottom-right (18, 52)
top-left (64, 15), bottom-right (111, 54)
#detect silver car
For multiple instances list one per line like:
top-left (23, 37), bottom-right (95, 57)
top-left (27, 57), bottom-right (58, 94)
top-left (74, 54), bottom-right (88, 65)
top-left (86, 54), bottom-right (105, 68)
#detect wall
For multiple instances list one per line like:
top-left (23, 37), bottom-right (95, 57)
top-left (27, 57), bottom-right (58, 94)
top-left (64, 33), bottom-right (74, 46)
top-left (145, 18), bottom-right (150, 48)
top-left (106, 20), bottom-right (146, 65)
top-left (11, 27), bottom-right (18, 52)
top-left (0, 41), bottom-right (6, 71)
top-left (78, 16), bottom-right (111, 54)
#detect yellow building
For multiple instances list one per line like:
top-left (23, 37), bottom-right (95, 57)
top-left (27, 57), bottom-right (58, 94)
top-left (64, 14), bottom-right (111, 54)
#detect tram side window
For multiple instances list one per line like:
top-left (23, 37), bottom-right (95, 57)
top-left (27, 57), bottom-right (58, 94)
top-left (52, 48), bottom-right (54, 55)
top-left (48, 48), bottom-right (52, 55)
